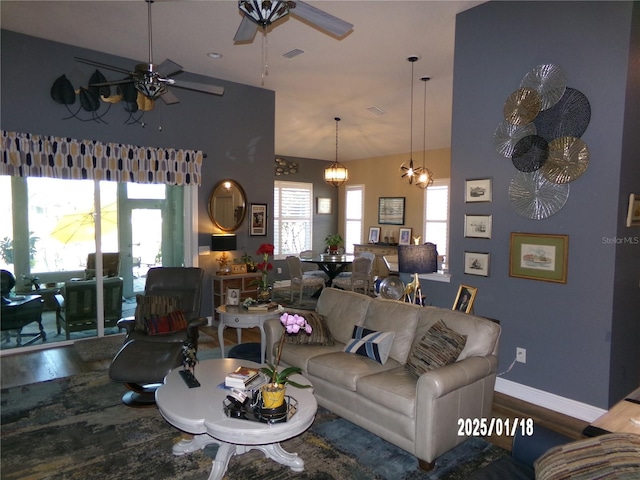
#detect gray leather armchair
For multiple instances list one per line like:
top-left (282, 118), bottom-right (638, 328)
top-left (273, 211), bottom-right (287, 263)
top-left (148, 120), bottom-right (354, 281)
top-left (110, 267), bottom-right (207, 406)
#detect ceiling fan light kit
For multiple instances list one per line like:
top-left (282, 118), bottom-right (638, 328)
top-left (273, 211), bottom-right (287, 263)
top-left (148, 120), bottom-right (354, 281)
top-left (238, 0), bottom-right (294, 27)
top-left (324, 117), bottom-right (349, 188)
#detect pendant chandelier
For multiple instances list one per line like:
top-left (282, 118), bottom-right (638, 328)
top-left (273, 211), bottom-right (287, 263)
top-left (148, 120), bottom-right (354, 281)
top-left (324, 117), bottom-right (349, 187)
top-left (400, 56), bottom-right (422, 184)
top-left (416, 76), bottom-right (434, 189)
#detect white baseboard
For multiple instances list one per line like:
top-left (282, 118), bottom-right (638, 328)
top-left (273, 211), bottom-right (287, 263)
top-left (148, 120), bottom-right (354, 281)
top-left (495, 378), bottom-right (607, 423)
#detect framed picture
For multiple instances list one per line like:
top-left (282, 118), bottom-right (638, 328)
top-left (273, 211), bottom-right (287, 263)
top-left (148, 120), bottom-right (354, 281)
top-left (465, 178), bottom-right (492, 203)
top-left (626, 193), bottom-right (640, 227)
top-left (226, 287), bottom-right (240, 306)
top-left (378, 197), bottom-right (405, 225)
top-left (452, 285), bottom-right (477, 313)
top-left (368, 227), bottom-right (381, 244)
top-left (398, 227), bottom-right (412, 245)
top-left (509, 233), bottom-right (569, 283)
top-left (250, 203), bottom-right (267, 236)
top-left (231, 263), bottom-right (247, 274)
top-left (464, 214), bottom-right (492, 239)
top-left (316, 197), bottom-right (332, 215)
top-left (464, 251), bottom-right (490, 276)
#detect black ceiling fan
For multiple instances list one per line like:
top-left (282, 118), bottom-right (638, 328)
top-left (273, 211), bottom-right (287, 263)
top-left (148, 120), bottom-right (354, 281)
top-left (75, 0), bottom-right (224, 105)
top-left (234, 0), bottom-right (353, 43)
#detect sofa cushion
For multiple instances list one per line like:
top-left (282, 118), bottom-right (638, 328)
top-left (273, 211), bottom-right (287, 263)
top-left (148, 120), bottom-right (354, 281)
top-left (344, 326), bottom-right (395, 365)
top-left (316, 288), bottom-right (370, 344)
top-left (144, 310), bottom-right (188, 335)
top-left (406, 320), bottom-right (467, 377)
top-left (307, 351), bottom-right (401, 391)
top-left (277, 342), bottom-right (344, 372)
top-left (363, 298), bottom-right (420, 364)
top-left (416, 307), bottom-right (501, 360)
top-left (284, 311), bottom-right (334, 346)
top-left (134, 294), bottom-right (180, 332)
top-left (356, 367), bottom-right (417, 418)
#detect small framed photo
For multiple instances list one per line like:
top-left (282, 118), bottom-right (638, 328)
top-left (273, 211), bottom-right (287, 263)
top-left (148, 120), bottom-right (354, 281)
top-left (398, 227), bottom-right (412, 245)
top-left (452, 285), bottom-right (478, 313)
top-left (465, 178), bottom-right (492, 203)
top-left (316, 197), bottom-right (332, 215)
top-left (464, 214), bottom-right (492, 239)
top-left (509, 233), bottom-right (569, 283)
top-left (626, 193), bottom-right (640, 227)
top-left (226, 287), bottom-right (240, 306)
top-left (464, 251), bottom-right (490, 276)
top-left (250, 203), bottom-right (267, 236)
top-left (231, 263), bottom-right (247, 274)
top-left (368, 227), bottom-right (381, 244)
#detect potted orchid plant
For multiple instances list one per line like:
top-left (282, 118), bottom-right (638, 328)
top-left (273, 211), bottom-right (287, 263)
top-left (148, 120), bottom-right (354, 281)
top-left (260, 312), bottom-right (313, 408)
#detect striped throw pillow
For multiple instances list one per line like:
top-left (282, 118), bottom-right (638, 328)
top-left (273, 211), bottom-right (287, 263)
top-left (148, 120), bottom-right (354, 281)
top-left (144, 310), bottom-right (188, 335)
top-left (284, 311), bottom-right (335, 346)
top-left (405, 319), bottom-right (467, 377)
top-left (344, 326), bottom-right (395, 365)
top-left (134, 294), bottom-right (180, 332)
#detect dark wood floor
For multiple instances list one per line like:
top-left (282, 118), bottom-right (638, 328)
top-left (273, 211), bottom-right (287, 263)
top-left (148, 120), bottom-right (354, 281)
top-left (0, 325), bottom-right (588, 451)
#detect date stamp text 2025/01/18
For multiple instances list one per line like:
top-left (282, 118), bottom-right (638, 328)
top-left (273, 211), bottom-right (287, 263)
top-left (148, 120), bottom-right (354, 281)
top-left (458, 417), bottom-right (534, 437)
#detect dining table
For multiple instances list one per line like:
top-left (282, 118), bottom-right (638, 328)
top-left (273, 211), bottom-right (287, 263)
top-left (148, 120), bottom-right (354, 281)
top-left (300, 254), bottom-right (355, 287)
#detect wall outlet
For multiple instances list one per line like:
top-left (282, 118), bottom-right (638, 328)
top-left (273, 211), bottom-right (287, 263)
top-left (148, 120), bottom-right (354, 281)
top-left (516, 347), bottom-right (527, 364)
top-left (277, 267), bottom-right (282, 274)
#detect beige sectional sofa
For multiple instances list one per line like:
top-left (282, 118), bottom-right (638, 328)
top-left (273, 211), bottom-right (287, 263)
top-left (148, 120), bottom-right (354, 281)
top-left (263, 287), bottom-right (501, 469)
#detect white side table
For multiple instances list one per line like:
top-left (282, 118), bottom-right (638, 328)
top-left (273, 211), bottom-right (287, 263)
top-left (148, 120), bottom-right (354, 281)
top-left (216, 305), bottom-right (283, 365)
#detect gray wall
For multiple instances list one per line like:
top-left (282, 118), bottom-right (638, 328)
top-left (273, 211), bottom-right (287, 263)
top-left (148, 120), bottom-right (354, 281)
top-left (442, 1), bottom-right (639, 409)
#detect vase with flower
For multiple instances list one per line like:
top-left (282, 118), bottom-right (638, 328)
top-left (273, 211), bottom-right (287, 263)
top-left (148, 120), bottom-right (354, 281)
top-left (259, 312), bottom-right (313, 410)
top-left (252, 243), bottom-right (274, 303)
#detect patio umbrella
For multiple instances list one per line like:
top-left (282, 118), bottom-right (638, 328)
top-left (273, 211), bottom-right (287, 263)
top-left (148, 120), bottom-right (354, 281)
top-left (50, 203), bottom-right (118, 244)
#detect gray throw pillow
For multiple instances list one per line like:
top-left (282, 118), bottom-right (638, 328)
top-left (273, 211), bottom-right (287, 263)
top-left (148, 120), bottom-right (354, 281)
top-left (405, 319), bottom-right (467, 377)
top-left (283, 311), bottom-right (335, 346)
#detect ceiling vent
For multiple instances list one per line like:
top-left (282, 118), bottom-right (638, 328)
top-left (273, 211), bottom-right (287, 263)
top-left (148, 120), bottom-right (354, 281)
top-left (367, 106), bottom-right (387, 116)
top-left (282, 49), bottom-right (305, 59)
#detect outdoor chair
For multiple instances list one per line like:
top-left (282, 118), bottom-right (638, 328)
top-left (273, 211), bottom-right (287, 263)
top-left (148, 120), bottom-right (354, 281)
top-left (1, 270), bottom-right (46, 346)
top-left (55, 276), bottom-right (123, 340)
top-left (85, 252), bottom-right (121, 279)
top-left (286, 256), bottom-right (325, 303)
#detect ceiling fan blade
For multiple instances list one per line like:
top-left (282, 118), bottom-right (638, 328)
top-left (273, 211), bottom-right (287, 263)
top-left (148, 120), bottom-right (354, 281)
top-left (160, 88), bottom-right (180, 105)
top-left (74, 57), bottom-right (132, 75)
top-left (156, 59), bottom-right (183, 78)
top-left (292, 1), bottom-right (353, 37)
top-left (234, 15), bottom-right (259, 42)
top-left (170, 79), bottom-right (224, 96)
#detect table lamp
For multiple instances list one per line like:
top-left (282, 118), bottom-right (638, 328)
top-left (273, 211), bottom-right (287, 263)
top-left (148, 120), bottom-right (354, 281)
top-left (211, 234), bottom-right (237, 274)
top-left (398, 243), bottom-right (438, 305)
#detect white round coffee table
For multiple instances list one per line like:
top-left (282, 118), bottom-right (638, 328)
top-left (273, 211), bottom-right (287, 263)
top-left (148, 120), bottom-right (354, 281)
top-left (156, 358), bottom-right (317, 480)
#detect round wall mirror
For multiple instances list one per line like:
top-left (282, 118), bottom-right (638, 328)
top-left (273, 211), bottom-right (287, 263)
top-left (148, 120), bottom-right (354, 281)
top-left (208, 179), bottom-right (247, 232)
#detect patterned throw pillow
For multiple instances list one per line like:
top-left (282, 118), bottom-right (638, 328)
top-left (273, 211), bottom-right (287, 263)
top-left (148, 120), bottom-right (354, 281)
top-left (134, 295), bottom-right (180, 332)
top-left (344, 326), bottom-right (396, 365)
top-left (284, 311), bottom-right (335, 346)
top-left (405, 319), bottom-right (467, 377)
top-left (144, 310), bottom-right (188, 335)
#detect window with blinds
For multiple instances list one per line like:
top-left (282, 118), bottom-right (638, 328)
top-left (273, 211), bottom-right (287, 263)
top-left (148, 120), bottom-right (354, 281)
top-left (344, 185), bottom-right (364, 254)
top-left (423, 178), bottom-right (450, 260)
top-left (274, 181), bottom-right (313, 259)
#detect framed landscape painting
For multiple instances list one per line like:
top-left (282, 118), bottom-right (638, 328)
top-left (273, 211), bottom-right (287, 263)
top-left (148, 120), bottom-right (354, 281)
top-left (509, 233), bottom-right (568, 283)
top-left (465, 178), bottom-right (492, 203)
top-left (378, 197), bottom-right (405, 225)
top-left (464, 251), bottom-right (490, 277)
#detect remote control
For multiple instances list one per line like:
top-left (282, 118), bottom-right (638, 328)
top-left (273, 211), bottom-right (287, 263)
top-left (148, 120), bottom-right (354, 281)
top-left (179, 370), bottom-right (201, 388)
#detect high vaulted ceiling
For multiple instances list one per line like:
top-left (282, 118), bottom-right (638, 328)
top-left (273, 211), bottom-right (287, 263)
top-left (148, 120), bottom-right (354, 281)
top-left (1, 1), bottom-right (483, 161)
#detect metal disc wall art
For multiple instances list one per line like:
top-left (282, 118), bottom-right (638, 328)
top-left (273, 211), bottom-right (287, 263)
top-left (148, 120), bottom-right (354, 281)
top-left (503, 87), bottom-right (542, 126)
top-left (533, 88), bottom-right (591, 141)
top-left (520, 64), bottom-right (567, 110)
top-left (274, 157), bottom-right (299, 176)
top-left (541, 136), bottom-right (590, 184)
top-left (511, 135), bottom-right (549, 172)
top-left (509, 170), bottom-right (570, 220)
top-left (493, 121), bottom-right (537, 157)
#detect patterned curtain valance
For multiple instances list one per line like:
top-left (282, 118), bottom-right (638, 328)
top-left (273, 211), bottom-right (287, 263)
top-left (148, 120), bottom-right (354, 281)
top-left (0, 130), bottom-right (203, 186)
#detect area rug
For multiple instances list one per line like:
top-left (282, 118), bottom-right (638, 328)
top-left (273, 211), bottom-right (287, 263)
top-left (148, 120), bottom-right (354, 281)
top-left (0, 371), bottom-right (507, 480)
top-left (73, 334), bottom-right (127, 362)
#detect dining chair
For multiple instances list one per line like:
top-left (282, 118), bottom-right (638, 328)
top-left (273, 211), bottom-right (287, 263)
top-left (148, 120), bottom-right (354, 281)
top-left (286, 256), bottom-right (325, 302)
top-left (333, 256), bottom-right (373, 294)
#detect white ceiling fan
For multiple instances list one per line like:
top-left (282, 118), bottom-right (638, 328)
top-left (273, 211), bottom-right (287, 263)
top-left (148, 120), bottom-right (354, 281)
top-left (234, 0), bottom-right (353, 43)
top-left (75, 0), bottom-right (224, 105)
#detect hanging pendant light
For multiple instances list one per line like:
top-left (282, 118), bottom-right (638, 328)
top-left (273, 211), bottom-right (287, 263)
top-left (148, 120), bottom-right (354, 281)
top-left (400, 56), bottom-right (422, 184)
top-left (324, 117), bottom-right (349, 187)
top-left (416, 76), bottom-right (434, 189)
top-left (238, 1), bottom-right (294, 26)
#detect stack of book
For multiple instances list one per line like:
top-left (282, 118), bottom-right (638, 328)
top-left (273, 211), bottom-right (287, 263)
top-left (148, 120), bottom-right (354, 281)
top-left (247, 302), bottom-right (279, 312)
top-left (224, 366), bottom-right (262, 389)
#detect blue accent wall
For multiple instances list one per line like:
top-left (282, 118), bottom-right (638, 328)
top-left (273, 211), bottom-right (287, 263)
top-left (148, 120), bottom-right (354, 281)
top-left (448, 1), bottom-right (639, 408)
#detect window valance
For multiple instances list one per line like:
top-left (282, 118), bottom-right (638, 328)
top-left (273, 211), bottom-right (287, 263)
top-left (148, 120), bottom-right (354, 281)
top-left (0, 130), bottom-right (203, 186)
